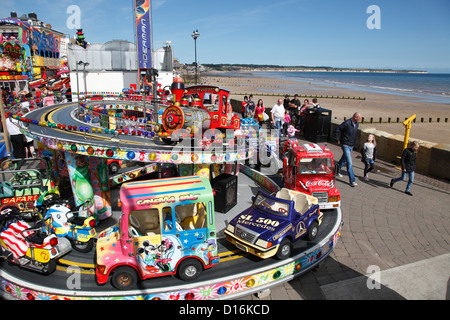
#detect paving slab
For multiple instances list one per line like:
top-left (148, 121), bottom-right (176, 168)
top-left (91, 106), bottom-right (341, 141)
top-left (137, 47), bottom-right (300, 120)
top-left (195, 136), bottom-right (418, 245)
top-left (320, 253), bottom-right (450, 300)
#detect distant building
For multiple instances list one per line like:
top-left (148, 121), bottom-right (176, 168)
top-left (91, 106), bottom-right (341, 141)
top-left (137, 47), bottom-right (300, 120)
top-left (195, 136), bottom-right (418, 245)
top-left (67, 40), bottom-right (174, 96)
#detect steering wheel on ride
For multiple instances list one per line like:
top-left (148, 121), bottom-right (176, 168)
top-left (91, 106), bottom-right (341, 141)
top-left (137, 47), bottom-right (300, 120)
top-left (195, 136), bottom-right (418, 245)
top-left (13, 171), bottom-right (33, 184)
top-left (128, 215), bottom-right (142, 238)
top-left (40, 192), bottom-right (61, 208)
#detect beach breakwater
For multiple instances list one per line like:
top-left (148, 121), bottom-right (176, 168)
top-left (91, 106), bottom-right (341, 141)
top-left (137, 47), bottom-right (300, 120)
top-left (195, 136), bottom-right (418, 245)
top-left (232, 92), bottom-right (366, 101)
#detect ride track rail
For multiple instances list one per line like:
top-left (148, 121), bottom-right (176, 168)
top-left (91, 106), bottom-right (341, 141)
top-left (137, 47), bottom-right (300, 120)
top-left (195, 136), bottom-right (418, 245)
top-left (0, 165), bottom-right (343, 301)
top-left (19, 100), bottom-right (254, 165)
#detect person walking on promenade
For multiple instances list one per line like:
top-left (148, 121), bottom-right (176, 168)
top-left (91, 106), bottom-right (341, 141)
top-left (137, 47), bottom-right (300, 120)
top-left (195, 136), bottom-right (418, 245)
top-left (333, 112), bottom-right (362, 187)
top-left (389, 141), bottom-right (420, 196)
top-left (362, 134), bottom-right (377, 181)
top-left (271, 98), bottom-right (285, 138)
top-left (255, 99), bottom-right (265, 126)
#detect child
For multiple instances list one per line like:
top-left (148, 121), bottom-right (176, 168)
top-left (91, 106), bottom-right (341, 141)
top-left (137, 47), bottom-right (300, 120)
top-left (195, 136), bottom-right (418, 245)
top-left (282, 110), bottom-right (291, 137)
top-left (287, 124), bottom-right (299, 138)
top-left (361, 134), bottom-right (377, 181)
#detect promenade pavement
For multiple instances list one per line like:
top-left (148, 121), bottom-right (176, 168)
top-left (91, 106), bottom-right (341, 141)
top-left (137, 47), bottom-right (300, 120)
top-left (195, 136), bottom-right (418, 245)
top-left (238, 137), bottom-right (450, 300)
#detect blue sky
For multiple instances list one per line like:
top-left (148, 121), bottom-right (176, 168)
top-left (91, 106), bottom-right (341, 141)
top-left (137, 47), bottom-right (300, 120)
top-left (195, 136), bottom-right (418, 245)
top-left (2, 0), bottom-right (450, 72)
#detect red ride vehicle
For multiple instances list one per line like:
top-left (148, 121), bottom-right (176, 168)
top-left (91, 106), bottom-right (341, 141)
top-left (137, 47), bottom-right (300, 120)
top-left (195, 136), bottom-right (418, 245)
top-left (282, 141), bottom-right (340, 210)
top-left (159, 80), bottom-right (241, 146)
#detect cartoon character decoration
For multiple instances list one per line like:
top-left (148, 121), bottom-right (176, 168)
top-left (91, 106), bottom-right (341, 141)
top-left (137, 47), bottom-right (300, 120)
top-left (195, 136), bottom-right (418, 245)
top-left (0, 40), bottom-right (25, 74)
top-left (198, 238), bottom-right (217, 264)
top-left (136, 238), bottom-right (176, 274)
top-left (66, 153), bottom-right (95, 217)
top-left (73, 156), bottom-right (94, 203)
top-left (54, 150), bottom-right (69, 179)
top-left (89, 157), bottom-right (112, 220)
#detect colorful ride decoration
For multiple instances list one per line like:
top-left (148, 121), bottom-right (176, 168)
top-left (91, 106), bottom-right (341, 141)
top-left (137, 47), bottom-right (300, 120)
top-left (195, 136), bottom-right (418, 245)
top-left (0, 18), bottom-right (63, 81)
top-left (37, 143), bottom-right (111, 222)
top-left (65, 154), bottom-right (112, 221)
top-left (0, 210), bottom-right (341, 300)
top-left (96, 176), bottom-right (219, 290)
top-left (5, 96), bottom-right (253, 165)
top-left (75, 29), bottom-right (88, 49)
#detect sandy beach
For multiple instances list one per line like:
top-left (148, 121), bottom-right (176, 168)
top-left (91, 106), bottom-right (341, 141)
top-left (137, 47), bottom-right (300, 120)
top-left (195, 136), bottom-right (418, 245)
top-left (202, 73), bottom-right (450, 145)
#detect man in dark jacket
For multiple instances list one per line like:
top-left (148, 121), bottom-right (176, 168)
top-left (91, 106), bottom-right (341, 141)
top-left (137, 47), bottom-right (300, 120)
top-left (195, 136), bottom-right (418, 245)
top-left (333, 112), bottom-right (362, 187)
top-left (390, 141), bottom-right (420, 196)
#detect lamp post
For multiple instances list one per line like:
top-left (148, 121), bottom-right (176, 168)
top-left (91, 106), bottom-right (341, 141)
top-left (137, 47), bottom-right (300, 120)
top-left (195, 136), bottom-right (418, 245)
top-left (77, 61), bottom-right (89, 119)
top-left (191, 29), bottom-right (200, 84)
top-left (75, 62), bottom-right (80, 102)
top-left (78, 61), bottom-right (90, 98)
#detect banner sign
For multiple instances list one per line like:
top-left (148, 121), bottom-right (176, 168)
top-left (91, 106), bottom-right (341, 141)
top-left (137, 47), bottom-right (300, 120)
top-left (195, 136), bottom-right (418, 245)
top-left (135, 0), bottom-right (152, 69)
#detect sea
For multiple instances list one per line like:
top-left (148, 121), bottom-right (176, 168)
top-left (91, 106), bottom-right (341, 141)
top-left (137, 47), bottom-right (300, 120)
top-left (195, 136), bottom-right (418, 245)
top-left (233, 71), bottom-right (450, 104)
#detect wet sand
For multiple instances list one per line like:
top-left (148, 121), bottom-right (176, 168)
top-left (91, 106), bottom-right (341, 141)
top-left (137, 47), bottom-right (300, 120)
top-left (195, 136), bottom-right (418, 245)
top-left (202, 73), bottom-right (450, 145)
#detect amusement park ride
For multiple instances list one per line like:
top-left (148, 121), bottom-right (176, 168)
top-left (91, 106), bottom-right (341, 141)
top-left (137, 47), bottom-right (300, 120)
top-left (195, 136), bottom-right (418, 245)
top-left (0, 76), bottom-right (343, 300)
top-left (0, 1), bottom-right (343, 301)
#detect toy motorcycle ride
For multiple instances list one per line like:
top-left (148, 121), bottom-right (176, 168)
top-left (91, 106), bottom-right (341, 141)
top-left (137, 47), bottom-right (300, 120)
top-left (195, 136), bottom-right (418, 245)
top-left (35, 190), bottom-right (97, 253)
top-left (0, 205), bottom-right (71, 274)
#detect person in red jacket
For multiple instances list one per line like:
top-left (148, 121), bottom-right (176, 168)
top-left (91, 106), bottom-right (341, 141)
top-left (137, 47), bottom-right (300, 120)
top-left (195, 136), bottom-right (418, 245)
top-left (241, 96), bottom-right (248, 118)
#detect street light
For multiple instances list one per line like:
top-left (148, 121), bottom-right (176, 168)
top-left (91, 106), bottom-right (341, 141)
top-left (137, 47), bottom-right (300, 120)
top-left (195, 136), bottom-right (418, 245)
top-left (77, 61), bottom-right (89, 120)
top-left (78, 61), bottom-right (90, 98)
top-left (191, 29), bottom-right (200, 84)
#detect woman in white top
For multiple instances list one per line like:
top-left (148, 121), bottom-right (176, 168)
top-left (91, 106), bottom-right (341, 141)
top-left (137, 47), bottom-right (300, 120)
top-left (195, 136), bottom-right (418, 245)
top-left (6, 116), bottom-right (26, 159)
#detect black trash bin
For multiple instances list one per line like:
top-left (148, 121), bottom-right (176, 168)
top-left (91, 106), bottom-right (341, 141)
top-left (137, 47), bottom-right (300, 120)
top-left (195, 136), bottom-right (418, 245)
top-left (211, 174), bottom-right (238, 213)
top-left (303, 108), bottom-right (332, 143)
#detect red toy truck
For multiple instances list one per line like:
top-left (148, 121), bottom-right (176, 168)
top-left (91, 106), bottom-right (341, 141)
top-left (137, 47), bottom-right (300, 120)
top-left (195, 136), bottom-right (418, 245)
top-left (282, 141), bottom-right (340, 210)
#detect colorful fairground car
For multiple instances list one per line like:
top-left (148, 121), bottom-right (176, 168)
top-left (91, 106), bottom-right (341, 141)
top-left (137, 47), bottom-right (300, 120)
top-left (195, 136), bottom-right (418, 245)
top-left (282, 141), bottom-right (340, 210)
top-left (0, 156), bottom-right (57, 214)
top-left (225, 188), bottom-right (322, 260)
top-left (96, 175), bottom-right (219, 290)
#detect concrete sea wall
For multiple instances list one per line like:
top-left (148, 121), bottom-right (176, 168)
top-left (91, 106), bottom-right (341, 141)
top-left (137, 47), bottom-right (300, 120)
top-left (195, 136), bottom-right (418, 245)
top-left (331, 120), bottom-right (450, 180)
